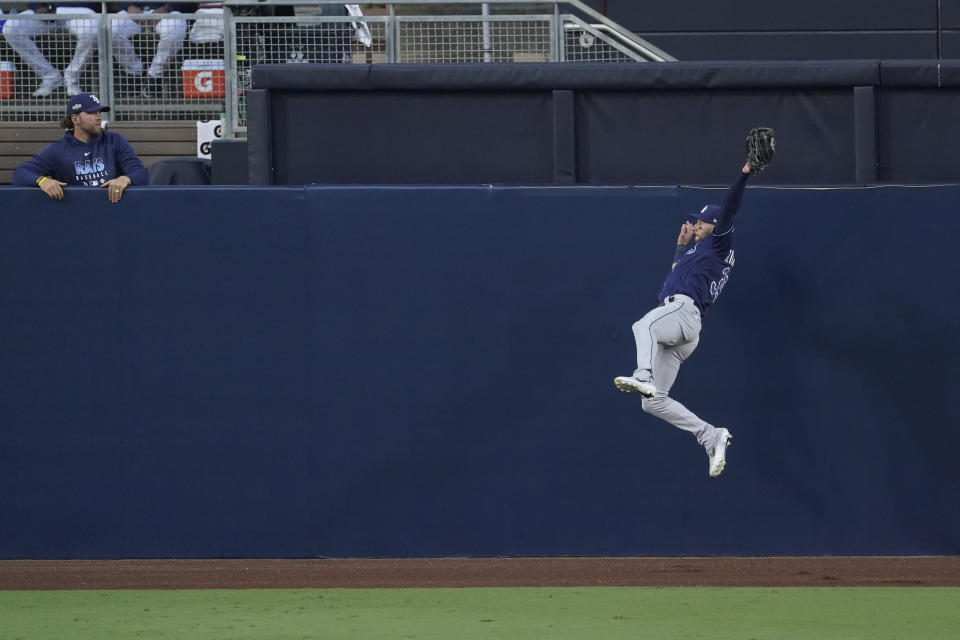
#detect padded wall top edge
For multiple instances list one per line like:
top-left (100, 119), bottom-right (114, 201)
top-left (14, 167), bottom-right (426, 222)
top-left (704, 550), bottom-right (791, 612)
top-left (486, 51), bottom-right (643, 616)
top-left (880, 59), bottom-right (960, 86)
top-left (252, 63), bottom-right (373, 90)
top-left (251, 61), bottom-right (884, 91)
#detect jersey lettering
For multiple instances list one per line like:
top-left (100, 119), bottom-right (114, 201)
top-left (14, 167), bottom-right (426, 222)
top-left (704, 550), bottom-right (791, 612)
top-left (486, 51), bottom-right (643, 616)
top-left (709, 251), bottom-right (736, 302)
top-left (709, 266), bottom-right (731, 302)
top-left (74, 157), bottom-right (106, 176)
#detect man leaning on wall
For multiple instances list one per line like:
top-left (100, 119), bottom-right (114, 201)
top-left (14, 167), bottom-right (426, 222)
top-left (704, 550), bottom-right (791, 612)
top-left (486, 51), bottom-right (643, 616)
top-left (13, 92), bottom-right (148, 201)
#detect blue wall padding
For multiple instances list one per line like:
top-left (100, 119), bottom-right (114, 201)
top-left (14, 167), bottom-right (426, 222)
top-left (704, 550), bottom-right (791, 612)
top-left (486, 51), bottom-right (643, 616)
top-left (1, 185), bottom-right (957, 558)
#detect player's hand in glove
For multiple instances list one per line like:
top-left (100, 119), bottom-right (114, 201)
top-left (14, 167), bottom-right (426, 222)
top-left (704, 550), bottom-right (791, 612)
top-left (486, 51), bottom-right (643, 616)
top-left (745, 126), bottom-right (776, 174)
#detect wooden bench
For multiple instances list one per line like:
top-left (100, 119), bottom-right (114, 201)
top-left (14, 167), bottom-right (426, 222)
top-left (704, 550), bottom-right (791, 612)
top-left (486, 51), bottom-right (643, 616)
top-left (0, 122), bottom-right (199, 185)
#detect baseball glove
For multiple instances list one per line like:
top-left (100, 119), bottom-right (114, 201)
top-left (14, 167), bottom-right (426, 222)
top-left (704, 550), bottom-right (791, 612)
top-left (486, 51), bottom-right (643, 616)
top-left (745, 127), bottom-right (776, 173)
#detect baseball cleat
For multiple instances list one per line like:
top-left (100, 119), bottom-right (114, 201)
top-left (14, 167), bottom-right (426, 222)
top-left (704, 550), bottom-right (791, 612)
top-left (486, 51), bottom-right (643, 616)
top-left (708, 428), bottom-right (732, 478)
top-left (614, 376), bottom-right (656, 398)
top-left (64, 71), bottom-right (82, 97)
top-left (32, 72), bottom-right (63, 98)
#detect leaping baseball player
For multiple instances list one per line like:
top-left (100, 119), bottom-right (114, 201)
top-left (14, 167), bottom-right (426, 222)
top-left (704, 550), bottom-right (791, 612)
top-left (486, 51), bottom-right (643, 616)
top-left (614, 128), bottom-right (775, 478)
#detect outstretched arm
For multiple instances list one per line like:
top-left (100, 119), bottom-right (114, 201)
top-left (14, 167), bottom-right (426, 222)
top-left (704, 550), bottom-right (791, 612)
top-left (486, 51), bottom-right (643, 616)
top-left (714, 163), bottom-right (751, 233)
top-left (714, 126), bottom-right (776, 232)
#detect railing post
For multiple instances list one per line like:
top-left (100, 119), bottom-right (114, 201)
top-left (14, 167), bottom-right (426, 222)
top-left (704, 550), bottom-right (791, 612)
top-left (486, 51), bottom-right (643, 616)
top-left (388, 4), bottom-right (398, 63)
top-left (482, 3), bottom-right (492, 63)
top-left (550, 4), bottom-right (563, 62)
top-left (98, 13), bottom-right (113, 109)
top-left (223, 6), bottom-right (236, 139)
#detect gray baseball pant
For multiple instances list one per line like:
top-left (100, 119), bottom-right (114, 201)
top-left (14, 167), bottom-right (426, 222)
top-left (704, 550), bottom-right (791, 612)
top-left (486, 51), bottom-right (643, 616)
top-left (630, 294), bottom-right (723, 449)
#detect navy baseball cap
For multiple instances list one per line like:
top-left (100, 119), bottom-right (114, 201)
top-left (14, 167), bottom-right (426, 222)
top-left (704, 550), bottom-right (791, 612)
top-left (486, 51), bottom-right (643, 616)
top-left (690, 204), bottom-right (721, 224)
top-left (66, 93), bottom-right (110, 115)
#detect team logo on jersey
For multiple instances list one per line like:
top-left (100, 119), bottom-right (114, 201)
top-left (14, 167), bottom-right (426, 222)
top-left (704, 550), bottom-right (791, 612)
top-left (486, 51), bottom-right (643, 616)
top-left (74, 156), bottom-right (107, 181)
top-left (75, 157), bottom-right (105, 175)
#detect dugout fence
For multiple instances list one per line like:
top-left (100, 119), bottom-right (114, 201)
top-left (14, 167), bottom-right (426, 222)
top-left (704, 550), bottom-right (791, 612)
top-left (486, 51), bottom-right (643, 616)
top-left (0, 1), bottom-right (672, 135)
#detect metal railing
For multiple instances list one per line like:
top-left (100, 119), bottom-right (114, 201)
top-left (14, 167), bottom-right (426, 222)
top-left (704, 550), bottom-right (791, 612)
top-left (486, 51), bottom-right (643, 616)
top-left (0, 2), bottom-right (675, 134)
top-left (0, 10), bottom-right (229, 123)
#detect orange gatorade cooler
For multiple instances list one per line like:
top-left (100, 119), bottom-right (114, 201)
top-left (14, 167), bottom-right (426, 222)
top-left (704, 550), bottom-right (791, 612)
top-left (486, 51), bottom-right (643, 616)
top-left (0, 61), bottom-right (14, 99)
top-left (182, 59), bottom-right (225, 99)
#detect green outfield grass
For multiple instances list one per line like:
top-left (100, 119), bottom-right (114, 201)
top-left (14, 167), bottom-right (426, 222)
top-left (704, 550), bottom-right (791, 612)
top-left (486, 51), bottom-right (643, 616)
top-left (2, 587), bottom-right (958, 640)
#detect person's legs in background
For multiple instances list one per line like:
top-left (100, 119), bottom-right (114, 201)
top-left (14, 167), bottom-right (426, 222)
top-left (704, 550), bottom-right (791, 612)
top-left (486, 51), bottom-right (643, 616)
top-left (2, 10), bottom-right (61, 96)
top-left (142, 12), bottom-right (186, 96)
top-left (60, 7), bottom-right (98, 95)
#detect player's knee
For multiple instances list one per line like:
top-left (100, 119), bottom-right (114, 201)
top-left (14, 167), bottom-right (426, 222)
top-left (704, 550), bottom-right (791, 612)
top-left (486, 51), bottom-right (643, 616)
top-left (157, 21), bottom-right (187, 39)
top-left (3, 23), bottom-right (27, 41)
top-left (67, 21), bottom-right (98, 39)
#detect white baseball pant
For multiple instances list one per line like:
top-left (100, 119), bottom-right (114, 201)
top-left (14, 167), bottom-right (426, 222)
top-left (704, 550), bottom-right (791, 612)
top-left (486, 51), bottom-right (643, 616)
top-left (630, 294), bottom-right (724, 449)
top-left (2, 8), bottom-right (97, 85)
top-left (112, 11), bottom-right (187, 79)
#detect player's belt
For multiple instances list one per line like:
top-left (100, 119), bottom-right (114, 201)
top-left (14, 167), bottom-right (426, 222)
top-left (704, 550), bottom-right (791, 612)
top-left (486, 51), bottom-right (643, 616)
top-left (658, 294), bottom-right (693, 307)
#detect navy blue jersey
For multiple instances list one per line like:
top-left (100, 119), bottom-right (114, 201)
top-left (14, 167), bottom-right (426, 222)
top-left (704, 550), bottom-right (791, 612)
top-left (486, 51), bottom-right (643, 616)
top-left (657, 172), bottom-right (749, 314)
top-left (658, 228), bottom-right (736, 313)
top-left (13, 130), bottom-right (148, 187)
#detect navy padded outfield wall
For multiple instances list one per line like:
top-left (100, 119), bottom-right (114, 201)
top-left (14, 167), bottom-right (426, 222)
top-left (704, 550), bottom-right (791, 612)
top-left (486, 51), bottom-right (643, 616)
top-left (247, 61), bottom-right (960, 187)
top-left (1, 185), bottom-right (958, 558)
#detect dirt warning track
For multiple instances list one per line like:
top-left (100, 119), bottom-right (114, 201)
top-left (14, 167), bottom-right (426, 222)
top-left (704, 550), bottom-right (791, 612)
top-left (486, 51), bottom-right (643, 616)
top-left (1, 557), bottom-right (958, 590)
